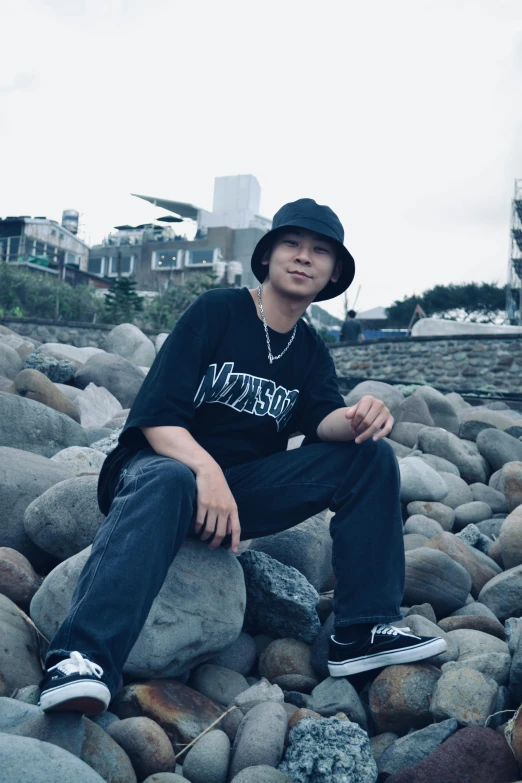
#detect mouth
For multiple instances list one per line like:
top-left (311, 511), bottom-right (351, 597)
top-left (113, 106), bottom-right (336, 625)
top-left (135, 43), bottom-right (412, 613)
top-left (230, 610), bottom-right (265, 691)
top-left (289, 270), bottom-right (311, 279)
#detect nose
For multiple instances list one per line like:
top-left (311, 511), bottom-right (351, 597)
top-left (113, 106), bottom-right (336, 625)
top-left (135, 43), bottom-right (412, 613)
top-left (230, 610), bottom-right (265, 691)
top-left (295, 246), bottom-right (312, 265)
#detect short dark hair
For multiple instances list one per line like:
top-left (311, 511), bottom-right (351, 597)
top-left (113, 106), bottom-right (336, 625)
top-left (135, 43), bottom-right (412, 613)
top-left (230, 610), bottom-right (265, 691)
top-left (347, 310), bottom-right (357, 318)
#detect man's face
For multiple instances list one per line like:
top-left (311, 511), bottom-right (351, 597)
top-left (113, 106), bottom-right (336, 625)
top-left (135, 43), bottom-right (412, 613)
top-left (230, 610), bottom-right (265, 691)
top-left (261, 229), bottom-right (342, 300)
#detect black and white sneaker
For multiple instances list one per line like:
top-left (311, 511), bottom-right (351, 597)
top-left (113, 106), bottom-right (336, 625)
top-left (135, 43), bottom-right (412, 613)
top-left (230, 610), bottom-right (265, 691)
top-left (328, 624), bottom-right (447, 677)
top-left (39, 651), bottom-right (111, 714)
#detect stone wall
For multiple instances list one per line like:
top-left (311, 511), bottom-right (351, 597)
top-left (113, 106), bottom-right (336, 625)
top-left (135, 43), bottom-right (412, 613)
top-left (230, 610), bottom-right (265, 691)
top-left (330, 334), bottom-right (522, 393)
top-left (0, 317), bottom-right (160, 350)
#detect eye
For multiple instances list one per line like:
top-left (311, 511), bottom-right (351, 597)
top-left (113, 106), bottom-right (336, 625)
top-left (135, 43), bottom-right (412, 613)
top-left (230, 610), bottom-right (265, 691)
top-left (285, 239), bottom-right (298, 246)
top-left (315, 246), bottom-right (329, 253)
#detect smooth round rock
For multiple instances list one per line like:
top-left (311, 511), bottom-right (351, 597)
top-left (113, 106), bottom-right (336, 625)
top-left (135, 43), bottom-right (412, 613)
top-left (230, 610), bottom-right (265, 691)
top-left (10, 368), bottom-right (81, 422)
top-left (0, 733), bottom-right (107, 782)
top-left (105, 324), bottom-right (156, 368)
top-left (478, 565), bottom-right (522, 621)
top-left (404, 533), bottom-right (429, 551)
top-left (404, 547), bottom-right (472, 615)
top-left (418, 454), bottom-right (460, 477)
top-left (406, 501), bottom-right (455, 531)
top-left (470, 483), bottom-right (508, 514)
top-left (0, 547), bottom-right (41, 609)
top-left (259, 638), bottom-right (316, 683)
top-left (107, 717), bottom-right (175, 781)
top-left (418, 427), bottom-right (488, 484)
top-left (50, 446), bottom-right (106, 476)
top-left (437, 473), bottom-right (474, 509)
top-left (398, 457), bottom-right (449, 504)
top-left (208, 632), bottom-right (257, 677)
top-left (424, 532), bottom-right (500, 598)
top-left (191, 664), bottom-right (249, 707)
top-left (476, 429), bottom-right (522, 472)
top-left (430, 666), bottom-right (498, 726)
top-left (499, 505), bottom-right (522, 569)
top-left (182, 728), bottom-right (231, 783)
top-left (369, 663), bottom-right (441, 735)
top-left (502, 462), bottom-right (522, 512)
top-left (438, 614), bottom-right (506, 640)
top-left (453, 501), bottom-right (493, 530)
top-left (404, 515), bottom-right (444, 539)
top-left (231, 766), bottom-right (292, 783)
top-left (228, 701), bottom-right (288, 780)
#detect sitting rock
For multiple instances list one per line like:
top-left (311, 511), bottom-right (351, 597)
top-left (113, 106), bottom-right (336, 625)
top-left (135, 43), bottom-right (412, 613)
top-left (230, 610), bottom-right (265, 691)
top-left (31, 538), bottom-right (246, 678)
top-left (344, 380), bottom-right (404, 418)
top-left (0, 391), bottom-right (86, 457)
top-left (24, 476), bottom-right (104, 560)
top-left (279, 716), bottom-right (377, 783)
top-left (248, 512), bottom-right (332, 591)
top-left (24, 351), bottom-right (78, 383)
top-left (9, 368), bottom-right (81, 423)
top-left (50, 446), bottom-right (106, 476)
top-left (239, 550), bottom-right (320, 644)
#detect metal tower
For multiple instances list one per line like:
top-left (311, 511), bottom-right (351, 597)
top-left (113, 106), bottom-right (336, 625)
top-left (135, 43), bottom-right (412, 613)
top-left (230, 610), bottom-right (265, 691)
top-left (507, 179), bottom-right (522, 324)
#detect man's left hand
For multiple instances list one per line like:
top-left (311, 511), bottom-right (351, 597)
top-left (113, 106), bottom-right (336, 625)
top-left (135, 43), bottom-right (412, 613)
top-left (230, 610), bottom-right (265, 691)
top-left (345, 395), bottom-right (394, 444)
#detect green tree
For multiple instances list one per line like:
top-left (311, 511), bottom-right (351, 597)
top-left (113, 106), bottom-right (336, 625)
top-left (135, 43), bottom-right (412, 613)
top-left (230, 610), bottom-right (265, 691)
top-left (143, 272), bottom-right (217, 331)
top-left (386, 282), bottom-right (506, 328)
top-left (104, 277), bottom-right (144, 324)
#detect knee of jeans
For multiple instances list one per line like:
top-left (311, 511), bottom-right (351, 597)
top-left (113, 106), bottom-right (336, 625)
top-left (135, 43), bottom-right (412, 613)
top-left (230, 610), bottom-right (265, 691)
top-left (141, 457), bottom-right (197, 495)
top-left (356, 436), bottom-right (398, 470)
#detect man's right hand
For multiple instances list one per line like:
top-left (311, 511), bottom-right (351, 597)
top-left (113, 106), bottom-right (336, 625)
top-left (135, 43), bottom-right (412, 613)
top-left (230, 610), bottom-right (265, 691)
top-left (194, 464), bottom-right (241, 553)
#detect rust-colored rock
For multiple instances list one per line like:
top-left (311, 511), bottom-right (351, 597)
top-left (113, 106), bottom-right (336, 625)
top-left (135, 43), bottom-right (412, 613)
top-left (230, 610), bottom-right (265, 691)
top-left (385, 725), bottom-right (518, 783)
top-left (259, 638), bottom-right (316, 682)
top-left (424, 532), bottom-right (499, 597)
top-left (110, 681), bottom-right (224, 753)
top-left (9, 369), bottom-right (81, 423)
top-left (288, 707), bottom-right (322, 729)
top-left (369, 663), bottom-right (441, 735)
top-left (487, 538), bottom-right (504, 568)
top-left (107, 717), bottom-right (175, 782)
top-left (437, 614), bottom-right (506, 640)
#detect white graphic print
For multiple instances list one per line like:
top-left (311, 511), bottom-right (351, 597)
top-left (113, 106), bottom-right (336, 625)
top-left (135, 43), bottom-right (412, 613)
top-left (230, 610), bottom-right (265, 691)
top-left (194, 362), bottom-right (299, 431)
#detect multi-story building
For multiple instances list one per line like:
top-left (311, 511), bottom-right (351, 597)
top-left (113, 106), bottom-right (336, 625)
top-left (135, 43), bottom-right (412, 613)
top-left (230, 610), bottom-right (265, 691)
top-left (0, 211), bottom-right (89, 273)
top-left (88, 175), bottom-right (271, 291)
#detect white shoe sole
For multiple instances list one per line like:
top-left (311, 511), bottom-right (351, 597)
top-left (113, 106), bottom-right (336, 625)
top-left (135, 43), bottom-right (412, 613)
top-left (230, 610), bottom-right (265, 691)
top-left (40, 680), bottom-right (111, 714)
top-left (328, 637), bottom-right (448, 677)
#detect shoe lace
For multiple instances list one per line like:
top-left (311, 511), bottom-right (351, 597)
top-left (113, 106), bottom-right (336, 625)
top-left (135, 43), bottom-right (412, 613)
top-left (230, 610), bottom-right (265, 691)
top-left (48, 651), bottom-right (104, 679)
top-left (370, 624), bottom-right (421, 645)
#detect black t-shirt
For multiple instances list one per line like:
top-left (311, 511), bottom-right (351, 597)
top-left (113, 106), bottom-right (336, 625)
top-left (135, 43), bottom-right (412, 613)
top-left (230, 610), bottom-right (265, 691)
top-left (97, 287), bottom-right (345, 514)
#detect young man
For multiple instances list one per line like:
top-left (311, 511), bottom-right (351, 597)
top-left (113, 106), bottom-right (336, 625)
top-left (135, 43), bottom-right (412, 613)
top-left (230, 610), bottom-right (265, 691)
top-left (39, 198), bottom-right (446, 714)
top-left (340, 309), bottom-right (365, 342)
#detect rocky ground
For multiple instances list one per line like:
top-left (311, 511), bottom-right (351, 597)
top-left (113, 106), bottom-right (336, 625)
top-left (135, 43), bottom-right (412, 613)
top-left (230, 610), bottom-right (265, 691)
top-left (2, 324), bottom-right (522, 781)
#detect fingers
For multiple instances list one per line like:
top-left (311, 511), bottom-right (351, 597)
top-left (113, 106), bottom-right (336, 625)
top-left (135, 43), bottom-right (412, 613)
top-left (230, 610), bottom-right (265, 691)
top-left (207, 513), bottom-right (229, 550)
top-left (345, 397), bottom-right (373, 432)
top-left (355, 411), bottom-right (394, 444)
top-left (228, 510), bottom-right (241, 554)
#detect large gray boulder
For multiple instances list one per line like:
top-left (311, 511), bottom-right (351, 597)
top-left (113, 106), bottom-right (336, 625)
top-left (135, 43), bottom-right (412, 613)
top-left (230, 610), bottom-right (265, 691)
top-left (30, 538), bottom-right (246, 678)
top-left (238, 550), bottom-right (320, 644)
top-left (248, 513), bottom-right (332, 591)
top-left (74, 353), bottom-right (145, 408)
top-left (412, 387), bottom-right (459, 434)
top-left (344, 381), bottom-right (404, 418)
top-left (0, 446), bottom-right (72, 566)
top-left (399, 457), bottom-right (449, 503)
top-left (0, 342), bottom-right (23, 379)
top-left (105, 324), bottom-right (156, 368)
top-left (394, 394), bottom-right (434, 427)
top-left (478, 565), bottom-right (522, 621)
top-left (39, 343), bottom-right (103, 363)
top-left (0, 595), bottom-right (43, 693)
top-left (0, 733), bottom-right (107, 783)
top-left (476, 428), bottom-right (522, 471)
top-left (417, 427), bottom-right (488, 484)
top-left (0, 392), bottom-right (87, 457)
top-left (23, 476), bottom-right (104, 561)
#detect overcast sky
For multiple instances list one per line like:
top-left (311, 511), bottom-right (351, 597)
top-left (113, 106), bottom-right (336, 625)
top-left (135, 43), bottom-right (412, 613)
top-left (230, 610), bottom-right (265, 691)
top-left (1, 0), bottom-right (521, 319)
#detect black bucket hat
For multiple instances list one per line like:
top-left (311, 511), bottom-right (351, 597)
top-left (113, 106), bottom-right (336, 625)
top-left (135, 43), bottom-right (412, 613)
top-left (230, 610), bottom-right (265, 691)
top-left (250, 198), bottom-right (355, 302)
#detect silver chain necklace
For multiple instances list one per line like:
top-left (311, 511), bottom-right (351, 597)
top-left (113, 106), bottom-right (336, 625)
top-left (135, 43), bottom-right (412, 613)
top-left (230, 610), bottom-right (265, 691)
top-left (257, 285), bottom-right (297, 364)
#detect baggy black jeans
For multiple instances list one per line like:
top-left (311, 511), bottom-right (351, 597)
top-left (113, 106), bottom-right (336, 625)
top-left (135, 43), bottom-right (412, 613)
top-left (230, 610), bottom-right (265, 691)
top-left (46, 438), bottom-right (405, 696)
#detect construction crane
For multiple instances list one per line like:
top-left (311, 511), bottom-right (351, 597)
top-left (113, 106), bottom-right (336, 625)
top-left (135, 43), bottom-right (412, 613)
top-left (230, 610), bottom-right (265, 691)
top-left (507, 179), bottom-right (522, 325)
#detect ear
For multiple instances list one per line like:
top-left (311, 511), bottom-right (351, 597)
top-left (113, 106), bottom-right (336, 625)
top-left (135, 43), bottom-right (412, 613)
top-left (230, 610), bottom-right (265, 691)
top-left (260, 251), bottom-right (271, 267)
top-left (330, 259), bottom-right (342, 283)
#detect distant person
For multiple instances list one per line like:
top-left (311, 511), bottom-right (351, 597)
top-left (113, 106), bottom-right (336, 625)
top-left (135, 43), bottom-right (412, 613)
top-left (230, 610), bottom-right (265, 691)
top-left (340, 310), bottom-right (365, 342)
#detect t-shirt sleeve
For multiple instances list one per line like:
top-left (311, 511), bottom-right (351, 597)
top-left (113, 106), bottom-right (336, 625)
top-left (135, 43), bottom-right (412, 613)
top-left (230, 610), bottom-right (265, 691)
top-left (291, 337), bottom-right (345, 442)
top-left (119, 298), bottom-right (214, 449)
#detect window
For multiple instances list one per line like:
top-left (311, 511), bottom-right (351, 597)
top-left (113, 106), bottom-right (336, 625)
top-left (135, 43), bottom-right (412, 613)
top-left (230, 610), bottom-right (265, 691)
top-left (34, 241), bottom-right (46, 258)
top-left (152, 250), bottom-right (181, 269)
top-left (109, 255), bottom-right (134, 276)
top-left (188, 248), bottom-right (216, 266)
top-left (66, 251), bottom-right (80, 266)
top-left (88, 257), bottom-right (105, 275)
